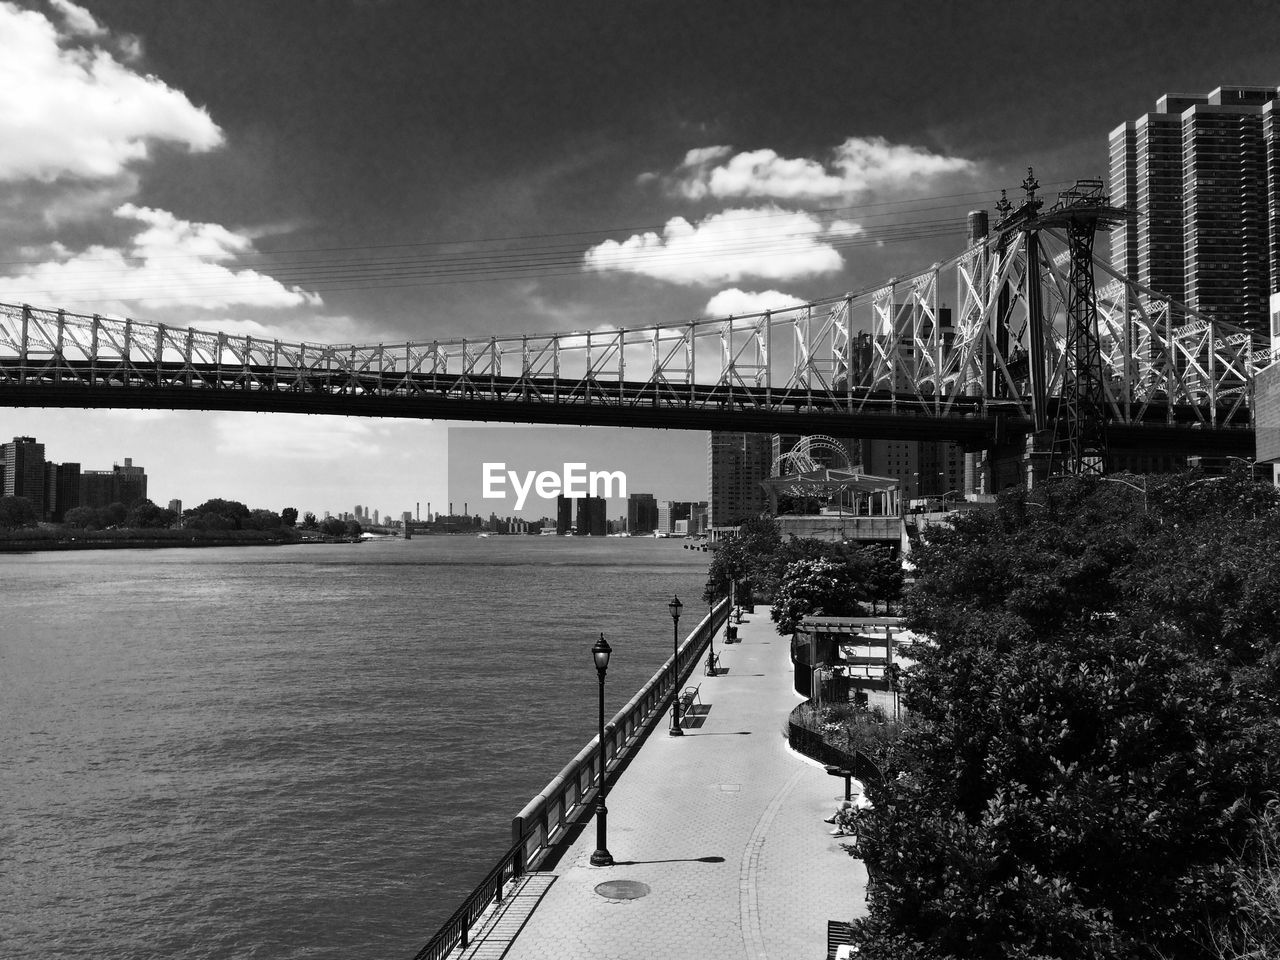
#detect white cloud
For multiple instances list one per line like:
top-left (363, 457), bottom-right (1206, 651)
top-left (205, 312), bottom-right (367, 345)
top-left (212, 412), bottom-right (383, 461)
top-left (48, 0), bottom-right (105, 37)
top-left (0, 2), bottom-right (221, 181)
top-left (582, 206), bottom-right (859, 286)
top-left (666, 136), bottom-right (975, 202)
top-left (703, 288), bottom-right (808, 318)
top-left (0, 204), bottom-right (322, 311)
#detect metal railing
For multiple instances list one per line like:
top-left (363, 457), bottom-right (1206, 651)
top-left (511, 598), bottom-right (729, 871)
top-left (407, 598), bottom-right (728, 960)
top-left (409, 838), bottom-right (525, 960)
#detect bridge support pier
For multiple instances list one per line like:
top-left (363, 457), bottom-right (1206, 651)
top-left (970, 432), bottom-right (1054, 493)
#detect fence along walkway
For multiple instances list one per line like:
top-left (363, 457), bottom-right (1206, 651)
top-left (499, 605), bottom-right (869, 960)
top-left (409, 599), bottom-right (728, 960)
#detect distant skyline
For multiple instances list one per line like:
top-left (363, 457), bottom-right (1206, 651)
top-left (447, 427), bottom-right (707, 521)
top-left (1, 1), bottom-right (1276, 513)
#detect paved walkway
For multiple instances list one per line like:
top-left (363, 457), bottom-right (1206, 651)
top-left (464, 606), bottom-right (867, 960)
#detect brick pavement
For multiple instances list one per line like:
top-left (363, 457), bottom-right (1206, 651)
top-left (478, 606), bottom-right (867, 960)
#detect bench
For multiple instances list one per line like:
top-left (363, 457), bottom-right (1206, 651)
top-left (705, 651), bottom-right (720, 675)
top-left (827, 919), bottom-right (854, 960)
top-left (678, 684), bottom-right (701, 715)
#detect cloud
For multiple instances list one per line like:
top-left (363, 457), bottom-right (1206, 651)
top-left (582, 206), bottom-right (859, 286)
top-left (0, 2), bottom-right (221, 182)
top-left (0, 204), bottom-right (322, 311)
top-left (48, 0), bottom-right (105, 37)
top-left (212, 412), bottom-right (383, 461)
top-left (664, 136), bottom-right (975, 202)
top-left (703, 288), bottom-right (808, 318)
top-left (204, 312), bottom-right (367, 345)
top-left (46, 0), bottom-right (104, 37)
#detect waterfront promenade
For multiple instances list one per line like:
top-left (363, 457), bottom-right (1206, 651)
top-left (454, 607), bottom-right (868, 960)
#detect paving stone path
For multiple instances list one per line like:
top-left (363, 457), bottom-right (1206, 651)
top-left (469, 606), bottom-right (867, 960)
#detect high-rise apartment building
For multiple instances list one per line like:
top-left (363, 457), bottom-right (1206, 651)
top-left (1, 436), bottom-right (46, 517)
top-left (45, 461), bottom-right (80, 522)
top-left (113, 458), bottom-right (147, 507)
top-left (80, 458), bottom-right (148, 509)
top-left (1109, 86), bottom-right (1280, 338)
top-left (858, 439), bottom-right (963, 501)
top-left (707, 432), bottom-right (772, 528)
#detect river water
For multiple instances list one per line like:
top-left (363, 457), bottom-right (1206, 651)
top-left (1, 537), bottom-right (711, 959)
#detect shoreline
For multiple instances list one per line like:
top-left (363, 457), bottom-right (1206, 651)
top-left (0, 531), bottom-right (312, 553)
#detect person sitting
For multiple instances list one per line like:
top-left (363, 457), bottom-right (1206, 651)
top-left (828, 805), bottom-right (863, 838)
top-left (824, 780), bottom-right (873, 835)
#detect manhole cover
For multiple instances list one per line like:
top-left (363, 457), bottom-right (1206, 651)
top-left (594, 880), bottom-right (651, 900)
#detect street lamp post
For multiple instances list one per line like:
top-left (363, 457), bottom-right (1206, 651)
top-left (590, 633), bottom-right (614, 867)
top-left (1098, 474), bottom-right (1148, 513)
top-left (668, 594), bottom-right (684, 736)
top-left (706, 588), bottom-right (717, 676)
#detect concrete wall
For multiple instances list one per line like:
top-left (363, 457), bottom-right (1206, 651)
top-left (1256, 362), bottom-right (1280, 463)
top-left (774, 515), bottom-right (902, 543)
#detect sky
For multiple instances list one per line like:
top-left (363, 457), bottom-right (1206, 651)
top-left (1, 0), bottom-right (1277, 518)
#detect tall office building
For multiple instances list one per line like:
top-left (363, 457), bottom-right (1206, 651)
top-left (575, 496), bottom-right (606, 536)
top-left (555, 494), bottom-right (573, 535)
top-left (627, 492), bottom-right (658, 534)
top-left (1, 436), bottom-right (46, 518)
top-left (707, 432), bottom-right (772, 528)
top-left (656, 500), bottom-right (693, 535)
top-left (1109, 86), bottom-right (1280, 337)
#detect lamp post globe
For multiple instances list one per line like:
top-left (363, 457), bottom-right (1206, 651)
top-left (590, 632), bottom-right (614, 867)
top-left (668, 595), bottom-right (684, 736)
top-left (592, 632), bottom-right (612, 675)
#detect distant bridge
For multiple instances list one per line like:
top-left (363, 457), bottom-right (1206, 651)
top-left (0, 178), bottom-right (1263, 468)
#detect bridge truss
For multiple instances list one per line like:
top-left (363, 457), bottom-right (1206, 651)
top-left (0, 194), bottom-right (1264, 456)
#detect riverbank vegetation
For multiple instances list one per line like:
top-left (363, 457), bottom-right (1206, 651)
top-left (0, 495), bottom-right (317, 548)
top-left (846, 471), bottom-right (1280, 960)
top-left (702, 515), bottom-right (903, 628)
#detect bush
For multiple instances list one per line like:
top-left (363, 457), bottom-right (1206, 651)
top-left (849, 472), bottom-right (1280, 960)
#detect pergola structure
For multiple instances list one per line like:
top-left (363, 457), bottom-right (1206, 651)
top-left (759, 467), bottom-right (901, 518)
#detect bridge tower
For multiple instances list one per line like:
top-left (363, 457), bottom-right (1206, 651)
top-left (1036, 179), bottom-right (1127, 476)
top-left (993, 171), bottom-right (1127, 478)
top-left (993, 171), bottom-right (1048, 429)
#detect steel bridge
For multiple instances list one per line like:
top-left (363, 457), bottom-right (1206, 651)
top-left (0, 180), bottom-right (1264, 470)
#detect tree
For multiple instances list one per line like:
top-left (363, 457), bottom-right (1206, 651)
top-left (846, 545), bottom-right (904, 614)
top-left (848, 473), bottom-right (1280, 960)
top-left (0, 496), bottom-right (38, 529)
top-left (184, 498), bottom-right (251, 530)
top-left (754, 535), bottom-right (846, 601)
top-left (101, 501), bottom-right (127, 528)
top-left (301, 511), bottom-right (318, 531)
top-left (770, 557), bottom-right (863, 633)
top-left (281, 507), bottom-right (298, 528)
top-left (703, 515), bottom-right (781, 605)
top-left (125, 499), bottom-right (177, 529)
top-left (63, 506), bottom-right (101, 529)
top-left (244, 509), bottom-right (282, 530)
top-left (320, 517), bottom-right (347, 537)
